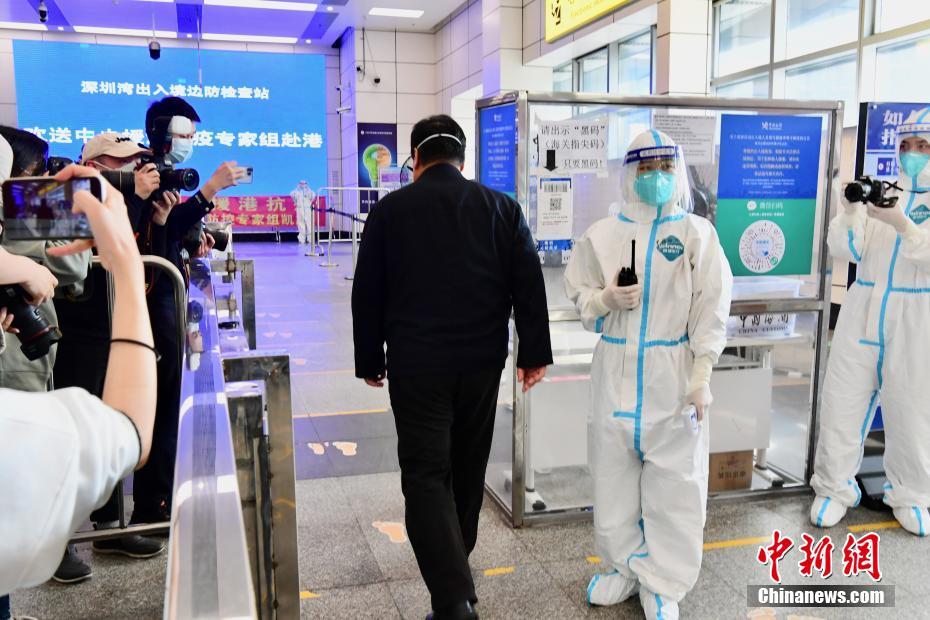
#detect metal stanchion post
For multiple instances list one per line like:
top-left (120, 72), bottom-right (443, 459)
top-left (319, 203), bottom-right (338, 268)
top-left (345, 190), bottom-right (360, 281)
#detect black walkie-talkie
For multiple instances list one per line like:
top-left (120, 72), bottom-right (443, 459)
top-left (617, 239), bottom-right (638, 286)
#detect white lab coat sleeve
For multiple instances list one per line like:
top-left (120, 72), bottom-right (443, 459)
top-left (0, 387), bottom-right (140, 594)
top-left (897, 220), bottom-right (930, 272)
top-left (564, 233), bottom-right (610, 332)
top-left (827, 207), bottom-right (870, 264)
top-left (687, 220), bottom-right (733, 364)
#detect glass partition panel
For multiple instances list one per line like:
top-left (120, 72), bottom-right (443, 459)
top-left (477, 93), bottom-right (840, 524)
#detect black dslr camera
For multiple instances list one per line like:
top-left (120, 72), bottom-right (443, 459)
top-left (99, 155), bottom-right (200, 200)
top-left (845, 176), bottom-right (899, 209)
top-left (0, 284), bottom-right (61, 360)
top-left (140, 155), bottom-right (199, 198)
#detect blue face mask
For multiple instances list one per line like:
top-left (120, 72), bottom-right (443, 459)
top-left (900, 151), bottom-right (930, 178)
top-left (634, 170), bottom-right (676, 207)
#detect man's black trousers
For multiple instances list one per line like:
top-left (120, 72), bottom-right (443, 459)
top-left (388, 368), bottom-right (503, 611)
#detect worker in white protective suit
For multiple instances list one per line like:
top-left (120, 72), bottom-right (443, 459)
top-left (810, 108), bottom-right (930, 536)
top-left (564, 129), bottom-right (733, 619)
top-left (291, 179), bottom-right (317, 250)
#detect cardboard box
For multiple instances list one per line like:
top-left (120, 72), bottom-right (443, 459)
top-left (709, 450), bottom-right (754, 493)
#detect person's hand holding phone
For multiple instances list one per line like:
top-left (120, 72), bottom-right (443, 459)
top-left (134, 163), bottom-right (161, 201)
top-left (201, 161), bottom-right (246, 202)
top-left (47, 165), bottom-right (141, 281)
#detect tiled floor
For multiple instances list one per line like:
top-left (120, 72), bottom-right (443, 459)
top-left (11, 242), bottom-right (930, 619)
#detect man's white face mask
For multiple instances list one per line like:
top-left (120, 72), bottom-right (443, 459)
top-left (166, 116), bottom-right (195, 164)
top-left (97, 161), bottom-right (136, 173)
top-left (167, 137), bottom-right (193, 164)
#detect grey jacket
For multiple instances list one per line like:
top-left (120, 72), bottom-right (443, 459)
top-left (0, 240), bottom-right (92, 392)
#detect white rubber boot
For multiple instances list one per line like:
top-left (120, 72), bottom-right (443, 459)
top-left (893, 506), bottom-right (929, 537)
top-left (810, 495), bottom-right (848, 528)
top-left (639, 586), bottom-right (679, 620)
top-left (586, 570), bottom-right (639, 606)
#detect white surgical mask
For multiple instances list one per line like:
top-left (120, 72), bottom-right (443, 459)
top-left (96, 161), bottom-right (136, 173)
top-left (167, 137), bottom-right (193, 164)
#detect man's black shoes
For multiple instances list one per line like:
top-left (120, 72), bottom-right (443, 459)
top-left (426, 601), bottom-right (478, 620)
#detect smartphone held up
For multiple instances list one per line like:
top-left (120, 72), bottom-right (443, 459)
top-left (1, 175), bottom-right (105, 241)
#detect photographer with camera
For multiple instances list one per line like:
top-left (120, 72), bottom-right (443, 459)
top-left (129, 96), bottom-right (243, 527)
top-left (0, 128), bottom-right (91, 387)
top-left (810, 107), bottom-right (930, 537)
top-left (44, 133), bottom-right (175, 568)
top-left (0, 164), bottom-right (157, 598)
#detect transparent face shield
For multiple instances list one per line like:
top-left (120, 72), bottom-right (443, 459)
top-left (620, 143), bottom-right (694, 212)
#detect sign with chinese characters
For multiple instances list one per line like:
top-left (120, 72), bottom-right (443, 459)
top-left (861, 102), bottom-right (927, 180)
top-left (357, 123), bottom-right (397, 211)
top-left (536, 178), bottom-right (573, 241)
top-left (479, 103), bottom-right (518, 199)
top-left (716, 114), bottom-right (822, 277)
top-left (533, 117), bottom-right (608, 175)
top-left (12, 40), bottom-right (327, 198)
top-left (545, 0), bottom-right (635, 42)
top-left (653, 114), bottom-right (716, 165)
top-left (204, 195), bottom-right (319, 230)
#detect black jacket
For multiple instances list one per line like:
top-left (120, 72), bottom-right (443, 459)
top-left (352, 164), bottom-right (553, 378)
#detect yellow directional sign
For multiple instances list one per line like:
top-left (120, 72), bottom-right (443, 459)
top-left (545, 0), bottom-right (636, 42)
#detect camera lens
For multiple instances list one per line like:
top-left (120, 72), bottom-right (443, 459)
top-left (178, 168), bottom-right (200, 191)
top-left (160, 167), bottom-right (200, 192)
top-left (99, 169), bottom-right (136, 196)
top-left (209, 228), bottom-right (230, 252)
top-left (844, 181), bottom-right (869, 203)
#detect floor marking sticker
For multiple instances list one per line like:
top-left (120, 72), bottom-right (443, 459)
top-left (332, 441), bottom-right (358, 456)
top-left (483, 566), bottom-right (515, 577)
top-left (307, 443), bottom-right (325, 456)
top-left (373, 521), bottom-right (408, 543)
top-left (300, 591), bottom-right (320, 599)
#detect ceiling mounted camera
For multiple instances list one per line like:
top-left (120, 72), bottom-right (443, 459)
top-left (149, 39), bottom-right (161, 60)
top-left (38, 0), bottom-right (48, 23)
top-left (373, 76), bottom-right (381, 85)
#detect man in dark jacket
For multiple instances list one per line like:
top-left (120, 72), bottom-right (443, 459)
top-left (352, 115), bottom-right (552, 620)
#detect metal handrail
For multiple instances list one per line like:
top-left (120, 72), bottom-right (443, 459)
top-left (314, 186), bottom-right (388, 275)
top-left (165, 259), bottom-right (256, 619)
top-left (68, 255), bottom-right (187, 543)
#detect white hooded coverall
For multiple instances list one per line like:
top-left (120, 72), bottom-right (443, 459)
top-left (811, 108), bottom-right (930, 534)
top-left (565, 130), bottom-right (733, 603)
top-left (291, 184), bottom-right (316, 244)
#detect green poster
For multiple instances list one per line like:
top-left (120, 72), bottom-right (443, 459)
top-left (717, 114), bottom-right (822, 277)
top-left (716, 199), bottom-right (816, 276)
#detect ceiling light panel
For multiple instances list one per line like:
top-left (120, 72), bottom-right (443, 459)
top-left (0, 21), bottom-right (48, 31)
top-left (73, 26), bottom-right (177, 37)
top-left (204, 0), bottom-right (317, 10)
top-left (368, 8), bottom-right (424, 18)
top-left (202, 32), bottom-right (299, 43)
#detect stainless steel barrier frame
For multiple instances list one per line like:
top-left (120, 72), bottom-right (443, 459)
top-left (476, 91), bottom-right (842, 527)
top-left (70, 255), bottom-right (186, 544)
top-left (211, 256), bottom-right (258, 351)
top-left (221, 349), bottom-right (299, 620)
top-left (165, 259), bottom-right (256, 619)
top-left (314, 186), bottom-right (388, 276)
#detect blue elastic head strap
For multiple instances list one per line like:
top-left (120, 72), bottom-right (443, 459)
top-left (624, 145), bottom-right (680, 165)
